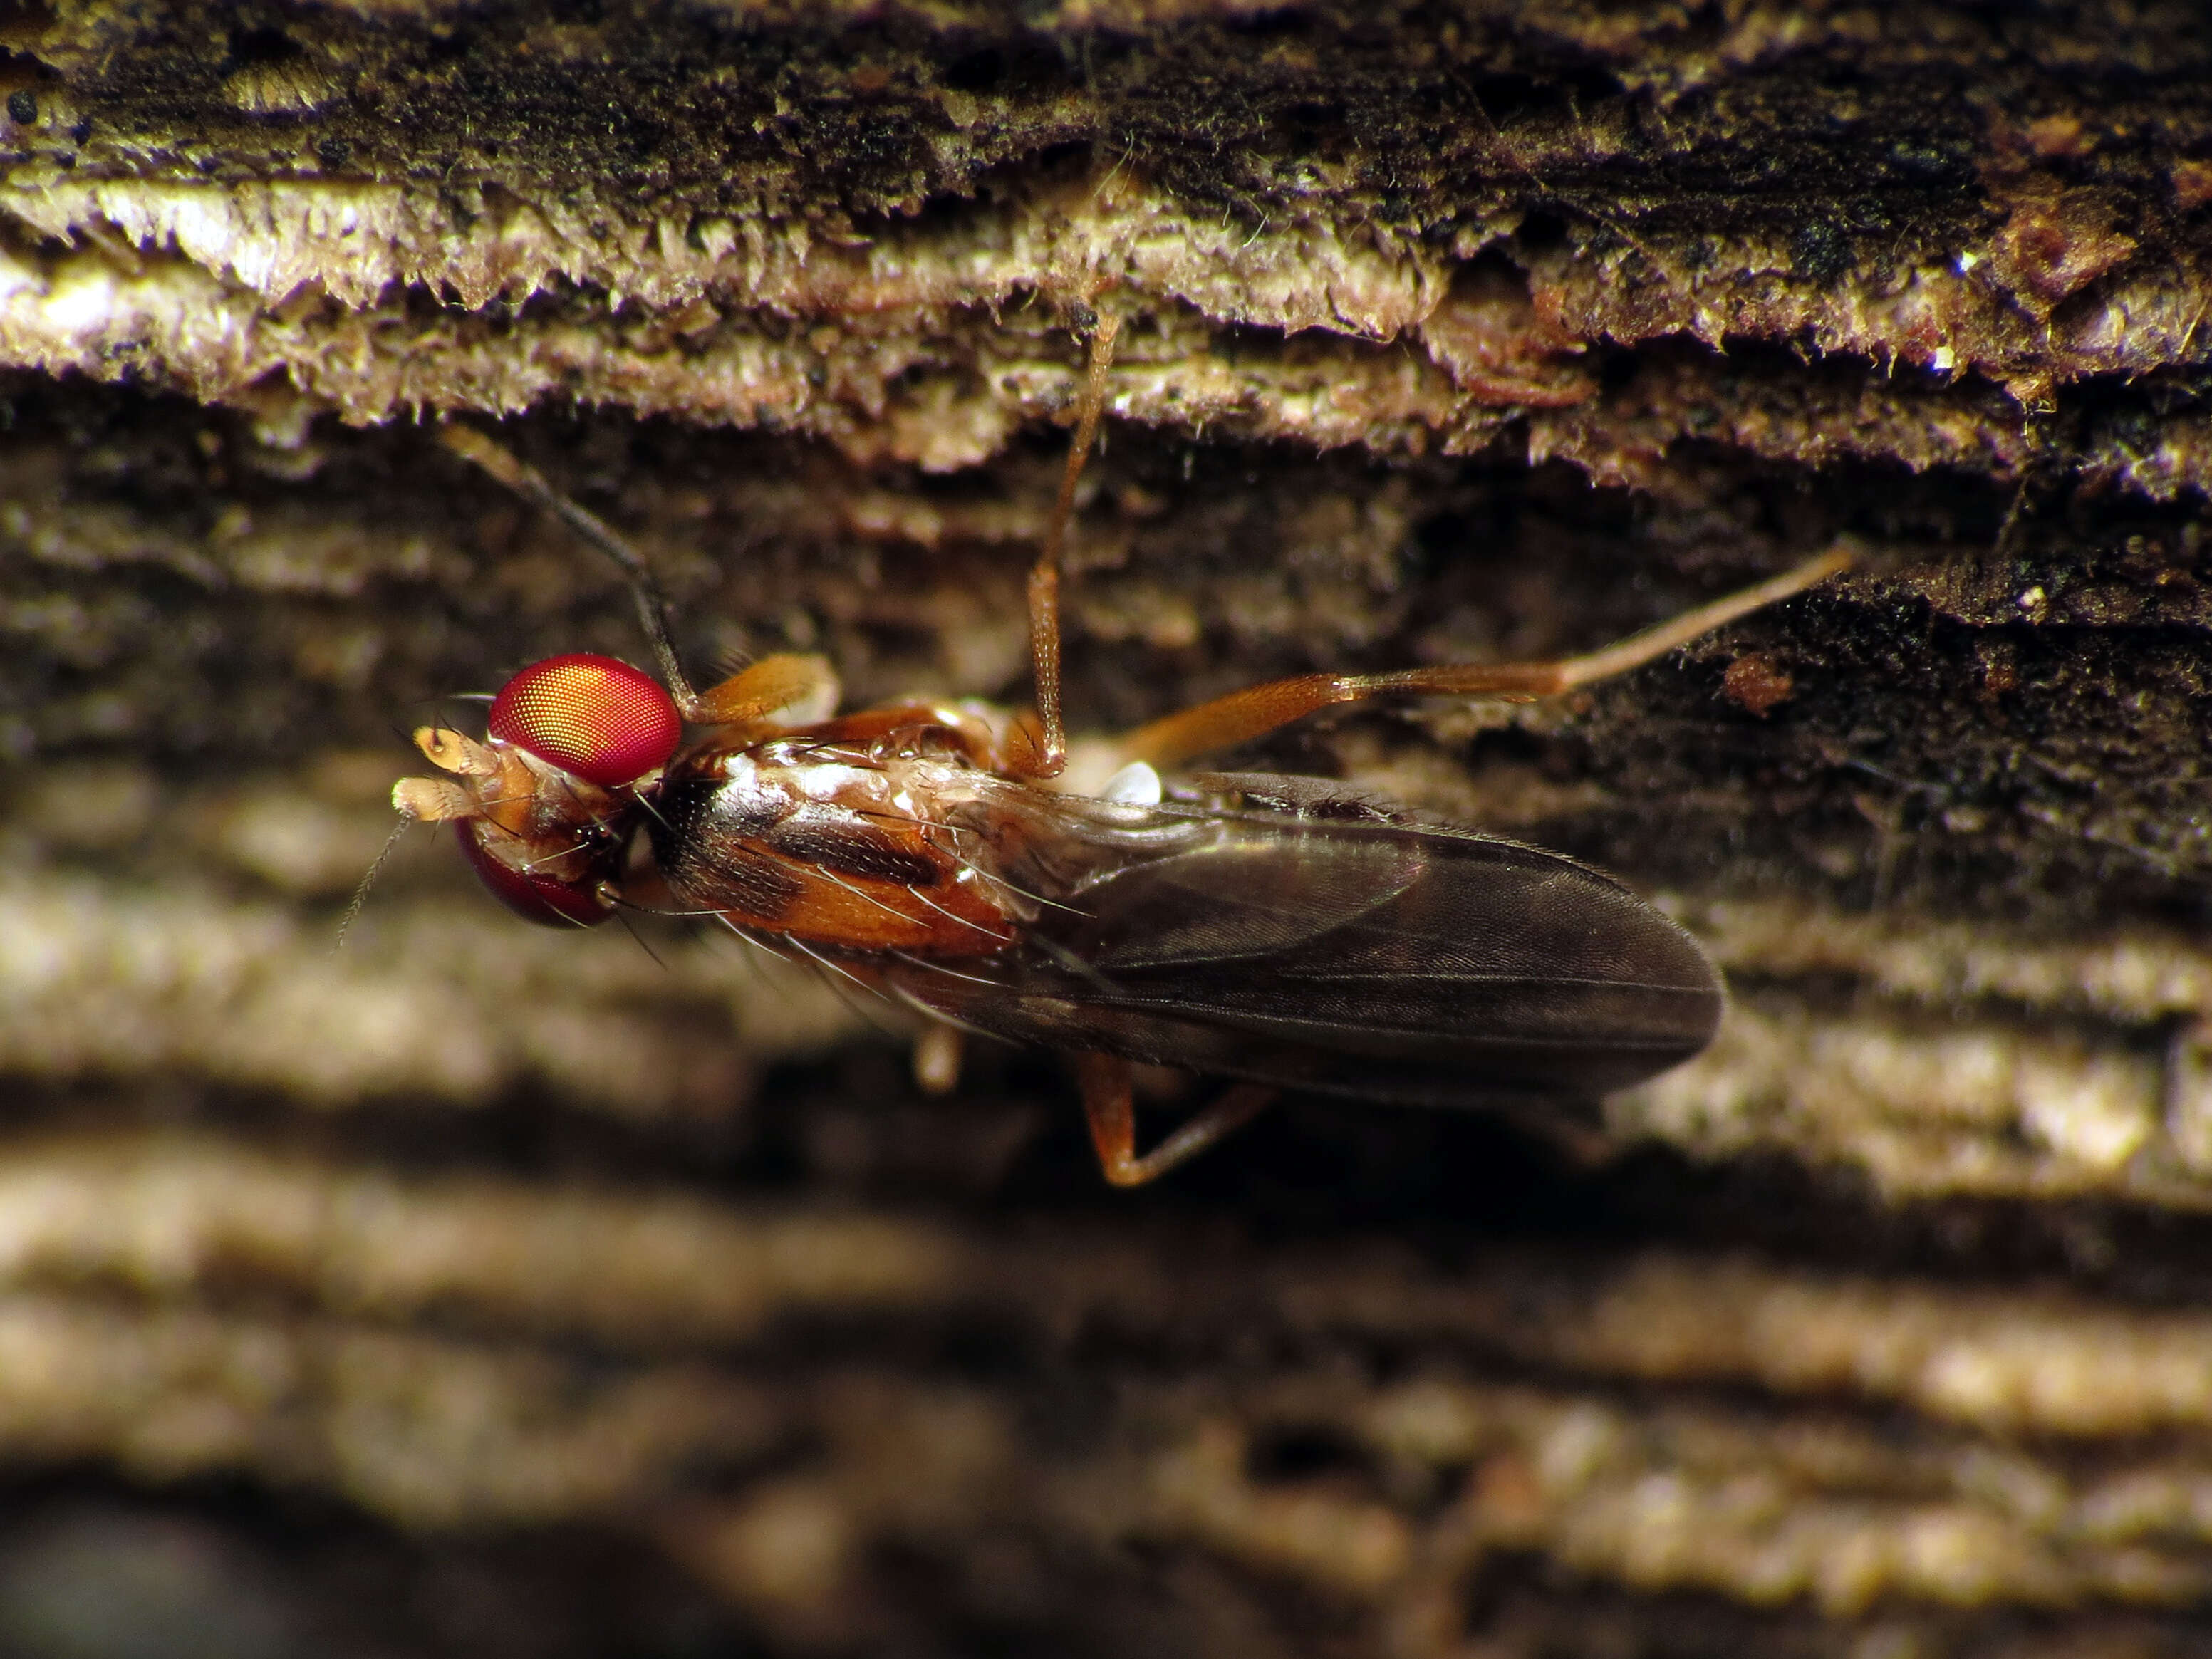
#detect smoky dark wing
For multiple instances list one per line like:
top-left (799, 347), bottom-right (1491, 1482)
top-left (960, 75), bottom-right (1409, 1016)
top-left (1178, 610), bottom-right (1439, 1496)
top-left (1061, 831), bottom-right (1430, 970)
top-left (886, 813), bottom-right (1721, 1106)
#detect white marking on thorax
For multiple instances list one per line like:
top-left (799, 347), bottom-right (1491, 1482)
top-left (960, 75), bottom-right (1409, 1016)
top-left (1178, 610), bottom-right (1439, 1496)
top-left (1099, 760), bottom-right (1163, 806)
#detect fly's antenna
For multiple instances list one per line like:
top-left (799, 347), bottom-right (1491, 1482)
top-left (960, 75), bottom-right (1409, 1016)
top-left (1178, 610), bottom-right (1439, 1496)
top-left (333, 818), bottom-right (413, 952)
top-left (438, 424), bottom-right (705, 714)
top-left (1024, 306), bottom-right (1123, 778)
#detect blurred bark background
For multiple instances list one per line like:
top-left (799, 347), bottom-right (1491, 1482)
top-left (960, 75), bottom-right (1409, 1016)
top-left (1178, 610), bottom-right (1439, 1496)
top-left (4, 1), bottom-right (2212, 1653)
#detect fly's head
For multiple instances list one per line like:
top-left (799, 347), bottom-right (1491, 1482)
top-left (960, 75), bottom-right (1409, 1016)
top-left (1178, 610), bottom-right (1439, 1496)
top-left (392, 652), bottom-right (683, 926)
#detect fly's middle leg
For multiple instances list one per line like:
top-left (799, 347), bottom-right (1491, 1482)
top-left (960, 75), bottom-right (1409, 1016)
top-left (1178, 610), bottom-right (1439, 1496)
top-left (913, 1024), bottom-right (964, 1096)
top-left (1008, 309), bottom-right (1123, 782)
top-left (1078, 1053), bottom-right (1278, 1186)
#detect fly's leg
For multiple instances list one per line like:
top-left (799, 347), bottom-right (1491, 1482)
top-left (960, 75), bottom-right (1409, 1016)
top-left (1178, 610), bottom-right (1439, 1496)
top-left (1001, 306), bottom-right (1849, 779)
top-left (439, 424), bottom-right (841, 732)
top-left (1078, 1052), bottom-right (1277, 1187)
top-left (441, 425), bottom-right (705, 709)
top-left (913, 1024), bottom-right (964, 1096)
top-left (685, 655), bottom-right (841, 730)
top-left (1012, 311), bottom-right (1123, 781)
top-left (1111, 543), bottom-right (1857, 773)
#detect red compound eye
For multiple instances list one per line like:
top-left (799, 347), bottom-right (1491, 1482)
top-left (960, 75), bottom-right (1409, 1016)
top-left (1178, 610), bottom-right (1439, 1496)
top-left (453, 821), bottom-right (616, 927)
top-left (487, 654), bottom-right (681, 786)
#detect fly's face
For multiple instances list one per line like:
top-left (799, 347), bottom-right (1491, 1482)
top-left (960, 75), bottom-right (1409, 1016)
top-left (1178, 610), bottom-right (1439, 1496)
top-left (393, 652), bottom-right (681, 926)
top-left (648, 742), bottom-right (1024, 957)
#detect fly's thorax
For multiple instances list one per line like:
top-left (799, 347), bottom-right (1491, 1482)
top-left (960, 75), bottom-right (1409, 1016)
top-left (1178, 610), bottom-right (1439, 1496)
top-left (643, 742), bottom-right (1024, 954)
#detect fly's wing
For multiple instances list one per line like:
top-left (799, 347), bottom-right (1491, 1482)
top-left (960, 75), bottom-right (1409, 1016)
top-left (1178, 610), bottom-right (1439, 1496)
top-left (883, 801), bottom-right (1723, 1108)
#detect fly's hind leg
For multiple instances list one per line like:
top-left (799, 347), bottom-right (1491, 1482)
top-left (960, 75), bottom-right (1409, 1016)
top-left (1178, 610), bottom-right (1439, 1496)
top-left (1078, 1052), bottom-right (1277, 1186)
top-left (1109, 542), bottom-right (1858, 773)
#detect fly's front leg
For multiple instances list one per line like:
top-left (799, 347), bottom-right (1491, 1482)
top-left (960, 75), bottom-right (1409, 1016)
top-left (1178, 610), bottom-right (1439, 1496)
top-left (442, 423), bottom-right (848, 737)
top-left (1108, 543), bottom-right (1857, 773)
top-left (686, 654), bottom-right (841, 732)
top-left (1078, 1052), bottom-right (1277, 1187)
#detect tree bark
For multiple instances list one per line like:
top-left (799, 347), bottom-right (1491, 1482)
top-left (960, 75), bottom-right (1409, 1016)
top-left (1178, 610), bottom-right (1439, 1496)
top-left (4, 3), bottom-right (2212, 1653)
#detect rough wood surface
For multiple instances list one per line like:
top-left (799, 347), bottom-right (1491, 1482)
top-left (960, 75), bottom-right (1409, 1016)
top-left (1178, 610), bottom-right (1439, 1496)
top-left (4, 3), bottom-right (2212, 1654)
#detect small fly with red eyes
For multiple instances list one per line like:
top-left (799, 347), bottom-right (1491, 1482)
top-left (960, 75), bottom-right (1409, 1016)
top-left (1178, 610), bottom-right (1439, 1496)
top-left (395, 318), bottom-right (1849, 1185)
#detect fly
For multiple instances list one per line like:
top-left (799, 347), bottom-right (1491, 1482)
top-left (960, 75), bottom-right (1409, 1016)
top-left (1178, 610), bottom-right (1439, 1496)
top-left (394, 315), bottom-right (1851, 1185)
